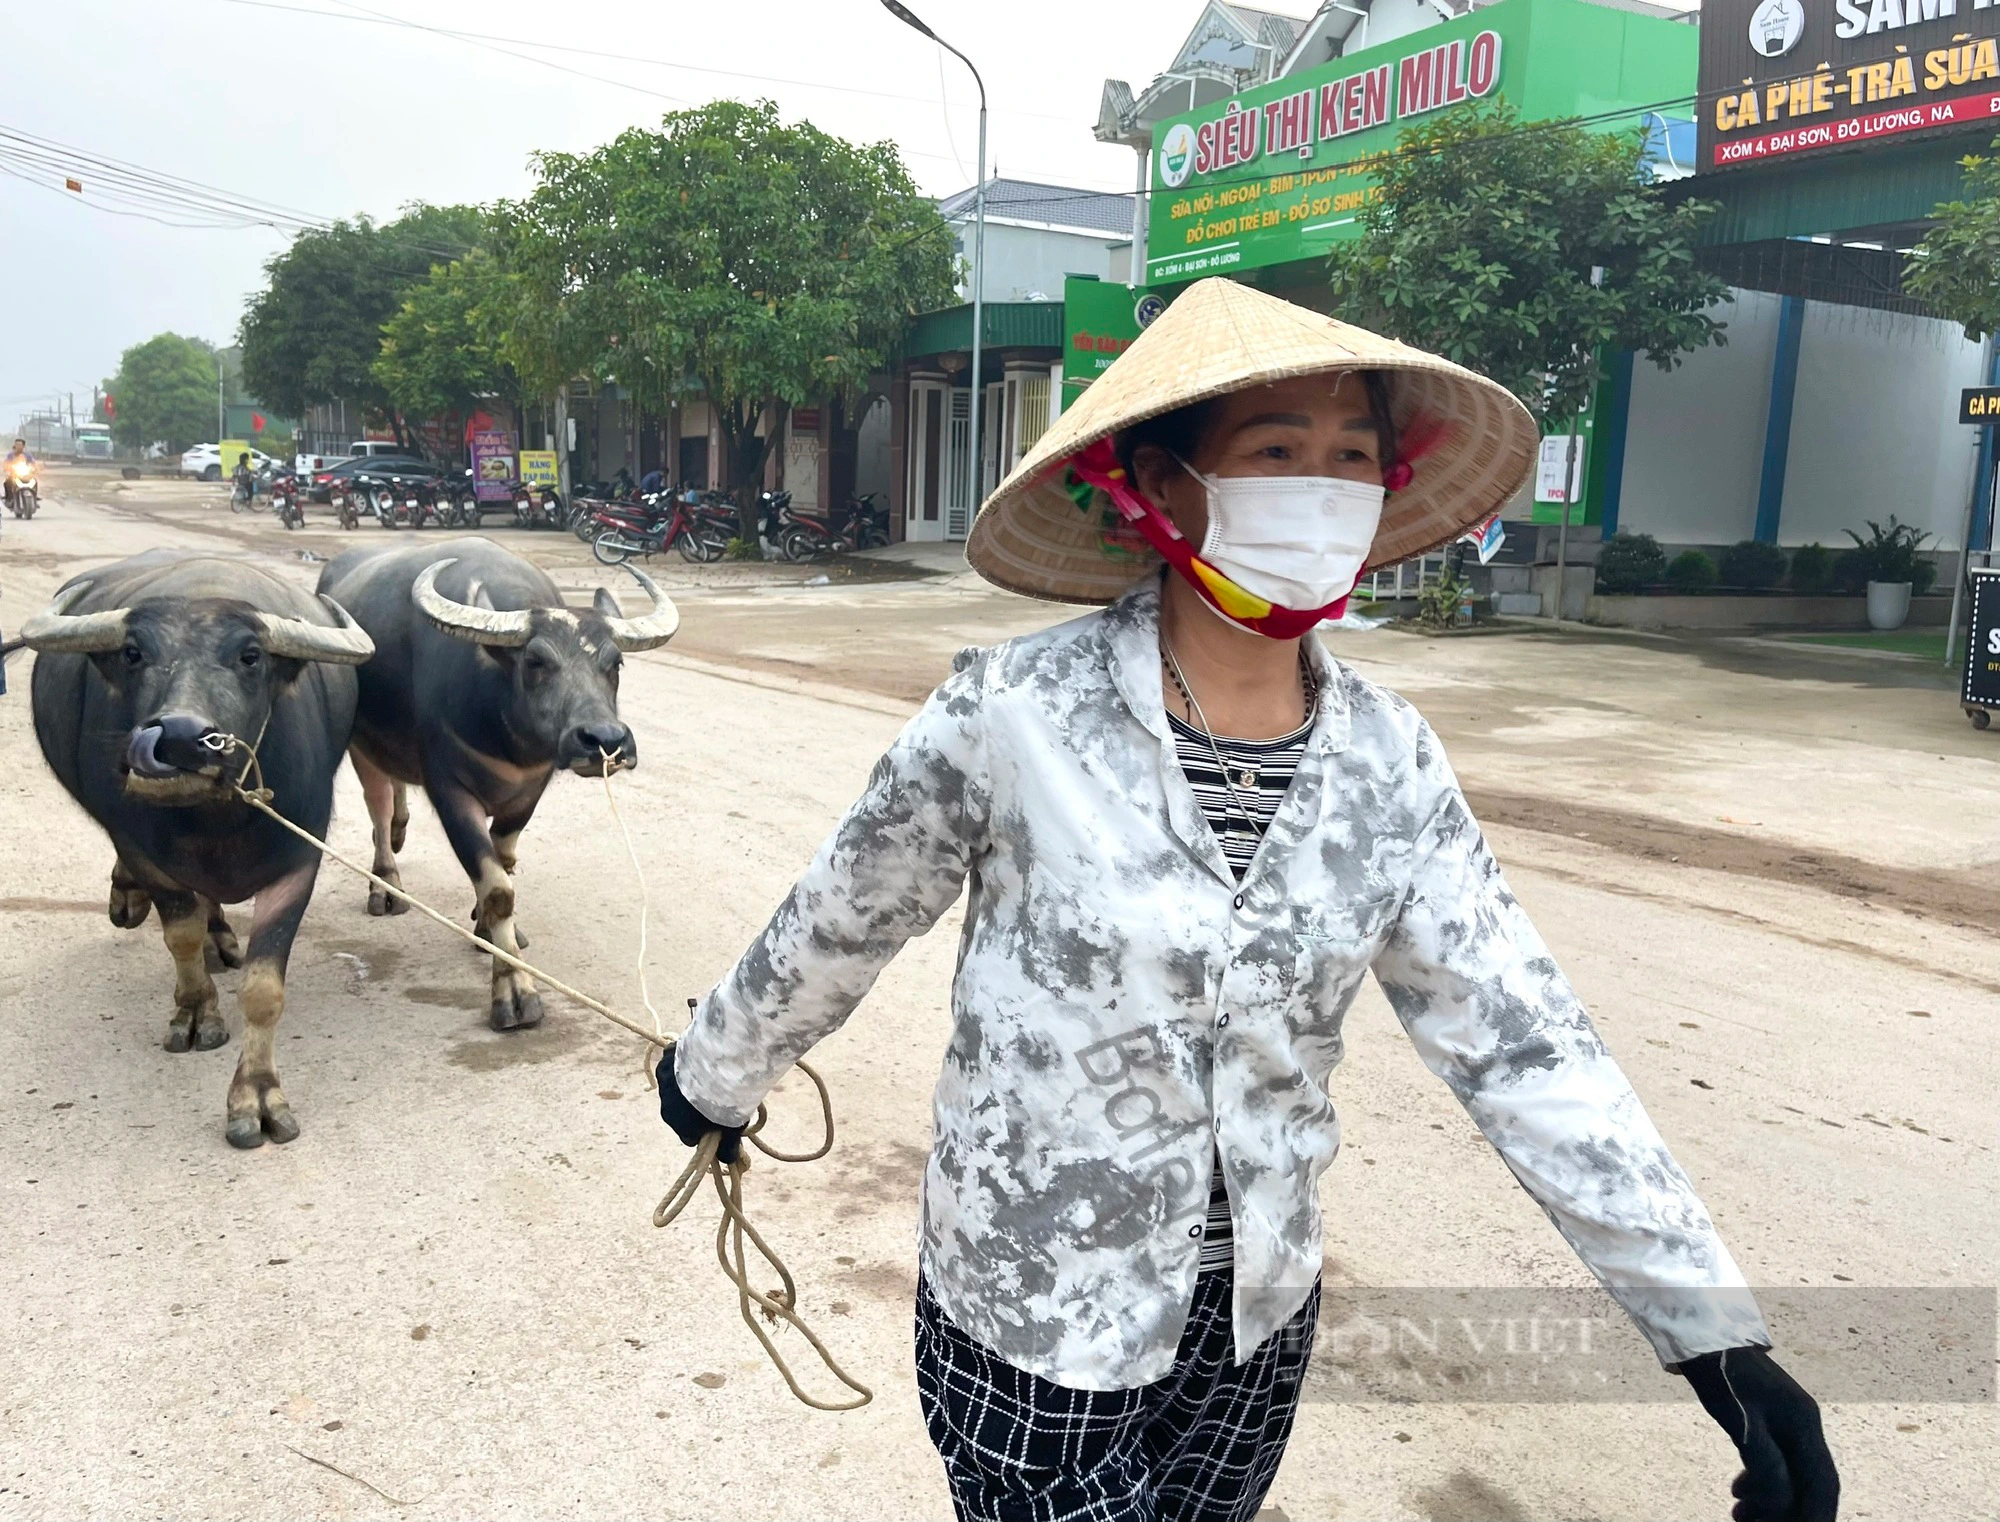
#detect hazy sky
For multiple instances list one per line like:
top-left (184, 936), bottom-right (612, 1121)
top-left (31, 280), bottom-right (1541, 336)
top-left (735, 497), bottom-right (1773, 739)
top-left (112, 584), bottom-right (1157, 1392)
top-left (2, 0), bottom-right (1206, 422)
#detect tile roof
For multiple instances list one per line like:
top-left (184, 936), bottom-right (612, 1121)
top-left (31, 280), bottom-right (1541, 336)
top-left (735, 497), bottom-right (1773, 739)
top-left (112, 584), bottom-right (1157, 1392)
top-left (937, 178), bottom-right (1134, 238)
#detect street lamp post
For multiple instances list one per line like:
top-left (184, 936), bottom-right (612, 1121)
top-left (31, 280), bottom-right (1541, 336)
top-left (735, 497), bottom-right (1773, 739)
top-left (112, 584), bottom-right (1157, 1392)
top-left (881, 0), bottom-right (986, 528)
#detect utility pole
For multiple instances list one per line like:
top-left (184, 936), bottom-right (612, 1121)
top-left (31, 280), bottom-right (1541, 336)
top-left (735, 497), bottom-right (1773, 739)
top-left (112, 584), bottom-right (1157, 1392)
top-left (1552, 266), bottom-right (1608, 626)
top-left (217, 361), bottom-right (225, 443)
top-left (881, 0), bottom-right (986, 527)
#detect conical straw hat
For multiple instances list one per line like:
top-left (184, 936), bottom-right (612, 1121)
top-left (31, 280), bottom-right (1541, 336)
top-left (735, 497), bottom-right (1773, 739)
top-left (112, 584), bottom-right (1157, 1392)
top-left (966, 277), bottom-right (1539, 605)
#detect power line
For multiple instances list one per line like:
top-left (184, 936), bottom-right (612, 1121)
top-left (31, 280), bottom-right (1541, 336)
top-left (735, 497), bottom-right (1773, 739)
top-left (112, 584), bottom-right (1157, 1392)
top-left (214, 0), bottom-right (1090, 126)
top-left (210, 0), bottom-right (1130, 190)
top-left (0, 124), bottom-right (481, 260)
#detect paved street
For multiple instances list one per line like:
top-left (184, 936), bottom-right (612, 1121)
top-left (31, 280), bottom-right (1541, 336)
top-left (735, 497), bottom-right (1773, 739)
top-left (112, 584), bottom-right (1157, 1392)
top-left (2, 469), bottom-right (1995, 1519)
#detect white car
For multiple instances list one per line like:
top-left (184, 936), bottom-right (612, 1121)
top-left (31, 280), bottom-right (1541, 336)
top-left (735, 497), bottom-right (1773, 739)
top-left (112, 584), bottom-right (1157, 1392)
top-left (182, 443), bottom-right (273, 481)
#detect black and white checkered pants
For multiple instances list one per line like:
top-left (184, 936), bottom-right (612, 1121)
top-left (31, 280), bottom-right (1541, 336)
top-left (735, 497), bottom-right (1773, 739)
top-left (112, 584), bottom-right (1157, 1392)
top-left (915, 1270), bottom-right (1320, 1522)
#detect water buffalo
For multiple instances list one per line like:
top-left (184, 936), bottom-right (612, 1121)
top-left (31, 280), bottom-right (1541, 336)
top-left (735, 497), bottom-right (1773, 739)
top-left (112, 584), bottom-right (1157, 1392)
top-left (316, 538), bottom-right (677, 1030)
top-left (22, 551), bottom-right (374, 1147)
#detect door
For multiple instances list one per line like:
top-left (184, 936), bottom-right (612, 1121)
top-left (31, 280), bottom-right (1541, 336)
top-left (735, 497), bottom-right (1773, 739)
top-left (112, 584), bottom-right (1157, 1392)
top-left (906, 381), bottom-right (947, 542)
top-left (783, 414), bottom-right (820, 511)
top-left (944, 388), bottom-right (974, 540)
top-left (678, 436), bottom-right (709, 490)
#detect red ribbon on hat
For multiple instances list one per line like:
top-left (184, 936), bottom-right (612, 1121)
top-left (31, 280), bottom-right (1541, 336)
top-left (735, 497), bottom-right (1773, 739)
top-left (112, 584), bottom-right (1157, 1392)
top-left (1055, 413), bottom-right (1453, 636)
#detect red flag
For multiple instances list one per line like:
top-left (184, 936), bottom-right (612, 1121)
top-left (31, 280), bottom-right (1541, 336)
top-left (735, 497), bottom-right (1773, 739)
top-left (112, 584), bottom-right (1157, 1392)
top-left (103, 394), bottom-right (116, 419)
top-left (251, 412), bottom-right (266, 433)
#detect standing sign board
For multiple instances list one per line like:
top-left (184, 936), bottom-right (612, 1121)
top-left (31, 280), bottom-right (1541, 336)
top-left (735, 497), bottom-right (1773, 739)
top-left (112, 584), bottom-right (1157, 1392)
top-left (1697, 0), bottom-right (2000, 172)
top-left (470, 429), bottom-right (517, 502)
top-left (518, 450), bottom-right (559, 488)
top-left (1062, 277), bottom-right (1168, 408)
top-left (1965, 570), bottom-right (2000, 722)
top-left (1534, 435), bottom-right (1586, 504)
top-left (1144, 0), bottom-right (1697, 283)
top-left (1961, 386), bottom-right (2000, 424)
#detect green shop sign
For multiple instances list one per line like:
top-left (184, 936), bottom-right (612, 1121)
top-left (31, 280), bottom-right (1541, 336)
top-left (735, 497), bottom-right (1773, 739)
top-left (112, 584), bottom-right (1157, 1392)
top-left (1145, 0), bottom-right (1697, 284)
top-left (1062, 276), bottom-right (1169, 407)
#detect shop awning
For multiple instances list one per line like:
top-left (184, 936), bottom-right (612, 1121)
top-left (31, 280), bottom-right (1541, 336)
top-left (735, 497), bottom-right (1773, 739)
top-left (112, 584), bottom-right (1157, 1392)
top-left (1685, 139), bottom-right (1975, 245)
top-left (904, 301), bottom-right (1066, 358)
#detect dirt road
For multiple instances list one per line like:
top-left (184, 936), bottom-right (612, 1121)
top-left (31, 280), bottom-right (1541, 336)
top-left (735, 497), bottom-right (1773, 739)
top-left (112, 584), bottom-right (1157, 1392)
top-left (1, 469), bottom-right (1993, 1519)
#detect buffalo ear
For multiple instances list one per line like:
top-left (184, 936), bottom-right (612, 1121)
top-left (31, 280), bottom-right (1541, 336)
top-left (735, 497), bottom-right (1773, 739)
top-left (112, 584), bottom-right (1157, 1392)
top-left (592, 588), bottom-right (621, 619)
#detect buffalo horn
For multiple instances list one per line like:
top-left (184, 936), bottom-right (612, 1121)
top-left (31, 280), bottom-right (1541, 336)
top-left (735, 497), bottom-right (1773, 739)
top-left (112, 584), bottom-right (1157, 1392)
top-left (19, 581), bottom-right (130, 653)
top-left (600, 565), bottom-right (680, 652)
top-left (412, 559), bottom-right (533, 647)
top-left (255, 596), bottom-right (375, 665)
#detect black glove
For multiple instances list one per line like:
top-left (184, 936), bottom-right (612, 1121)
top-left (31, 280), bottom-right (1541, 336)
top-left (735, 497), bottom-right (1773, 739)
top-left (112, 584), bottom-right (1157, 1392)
top-left (655, 1043), bottom-right (744, 1165)
top-left (1680, 1346), bottom-right (1839, 1522)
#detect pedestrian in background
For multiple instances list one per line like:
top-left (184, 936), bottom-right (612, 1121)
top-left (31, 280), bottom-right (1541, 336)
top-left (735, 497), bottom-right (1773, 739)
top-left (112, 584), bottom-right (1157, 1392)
top-left (657, 278), bottom-right (1838, 1522)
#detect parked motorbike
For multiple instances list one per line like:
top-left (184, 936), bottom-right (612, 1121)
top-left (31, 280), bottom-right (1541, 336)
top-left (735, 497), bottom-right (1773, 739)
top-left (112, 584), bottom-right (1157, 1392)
top-left (434, 467), bottom-right (481, 527)
top-left (510, 477), bottom-right (568, 531)
top-left (571, 478), bottom-right (647, 541)
top-left (355, 471), bottom-right (422, 528)
top-left (592, 491), bottom-right (731, 565)
top-left (5, 455), bottom-right (39, 518)
top-left (777, 490), bottom-right (892, 560)
top-left (844, 491), bottom-right (891, 550)
top-left (327, 481), bottom-right (362, 530)
top-left (269, 471), bottom-right (306, 530)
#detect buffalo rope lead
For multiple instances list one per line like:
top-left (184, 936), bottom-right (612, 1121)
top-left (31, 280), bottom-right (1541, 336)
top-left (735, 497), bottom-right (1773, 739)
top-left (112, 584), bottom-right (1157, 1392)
top-left (215, 732), bottom-right (873, 1412)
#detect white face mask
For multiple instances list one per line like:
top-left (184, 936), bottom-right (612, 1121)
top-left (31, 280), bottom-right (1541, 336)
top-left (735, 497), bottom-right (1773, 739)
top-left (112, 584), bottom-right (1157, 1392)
top-left (1177, 457), bottom-right (1384, 614)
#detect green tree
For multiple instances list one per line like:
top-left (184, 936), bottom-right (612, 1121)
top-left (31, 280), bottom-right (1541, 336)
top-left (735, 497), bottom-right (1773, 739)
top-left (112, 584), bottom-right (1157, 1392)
top-left (374, 250), bottom-right (519, 423)
top-left (238, 203), bottom-right (484, 431)
top-left (102, 333), bottom-right (219, 454)
top-left (1905, 139), bottom-right (2000, 338)
top-left (1327, 101), bottom-right (1728, 427)
top-left (495, 99), bottom-right (955, 536)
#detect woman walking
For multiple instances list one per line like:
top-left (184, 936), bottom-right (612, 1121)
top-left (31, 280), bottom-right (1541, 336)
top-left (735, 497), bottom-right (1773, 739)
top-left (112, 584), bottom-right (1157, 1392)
top-left (658, 279), bottom-right (1836, 1521)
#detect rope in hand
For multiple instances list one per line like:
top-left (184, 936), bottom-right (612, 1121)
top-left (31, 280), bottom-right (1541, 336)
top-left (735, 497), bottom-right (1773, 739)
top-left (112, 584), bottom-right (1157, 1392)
top-left (215, 732), bottom-right (873, 1411)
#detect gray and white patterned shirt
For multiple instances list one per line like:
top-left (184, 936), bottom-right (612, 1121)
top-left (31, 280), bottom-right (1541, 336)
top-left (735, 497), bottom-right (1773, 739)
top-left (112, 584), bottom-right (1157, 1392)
top-left (676, 576), bottom-right (1768, 1391)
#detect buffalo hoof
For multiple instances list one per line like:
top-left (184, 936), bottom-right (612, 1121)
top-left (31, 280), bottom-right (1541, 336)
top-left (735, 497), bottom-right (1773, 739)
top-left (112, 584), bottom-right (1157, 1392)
top-left (490, 988), bottom-right (545, 1031)
top-left (108, 885), bottom-right (153, 930)
top-left (226, 1083), bottom-right (299, 1149)
top-left (474, 921), bottom-right (528, 952)
top-left (205, 922), bottom-right (244, 971)
top-left (390, 818), bottom-right (408, 854)
top-left (166, 1004), bottom-right (228, 1053)
top-left (367, 883), bottom-right (409, 916)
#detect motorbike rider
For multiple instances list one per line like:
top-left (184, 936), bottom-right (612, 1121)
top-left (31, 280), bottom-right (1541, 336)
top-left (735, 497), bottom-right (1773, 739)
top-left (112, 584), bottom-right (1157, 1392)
top-left (3, 438), bottom-right (34, 509)
top-left (231, 451), bottom-right (256, 506)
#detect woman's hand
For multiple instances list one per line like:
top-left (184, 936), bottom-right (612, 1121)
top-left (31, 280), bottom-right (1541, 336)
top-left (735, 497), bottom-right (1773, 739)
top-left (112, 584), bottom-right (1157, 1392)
top-left (655, 1043), bottom-right (745, 1165)
top-left (1680, 1347), bottom-right (1838, 1521)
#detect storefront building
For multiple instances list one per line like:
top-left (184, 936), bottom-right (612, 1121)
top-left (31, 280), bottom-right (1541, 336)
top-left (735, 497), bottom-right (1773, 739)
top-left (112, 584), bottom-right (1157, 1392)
top-left (893, 301), bottom-right (1065, 542)
top-left (1089, 0), bottom-right (1702, 537)
top-left (1601, 0), bottom-right (2000, 568)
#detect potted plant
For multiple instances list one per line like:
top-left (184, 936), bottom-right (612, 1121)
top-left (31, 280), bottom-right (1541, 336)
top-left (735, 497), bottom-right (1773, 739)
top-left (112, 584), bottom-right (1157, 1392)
top-left (1842, 517), bottom-right (1936, 630)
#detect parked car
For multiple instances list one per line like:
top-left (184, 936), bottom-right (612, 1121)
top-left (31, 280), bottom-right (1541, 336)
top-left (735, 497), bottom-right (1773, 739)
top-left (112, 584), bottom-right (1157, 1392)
top-left (182, 442), bottom-right (274, 481)
top-left (307, 453), bottom-right (439, 503)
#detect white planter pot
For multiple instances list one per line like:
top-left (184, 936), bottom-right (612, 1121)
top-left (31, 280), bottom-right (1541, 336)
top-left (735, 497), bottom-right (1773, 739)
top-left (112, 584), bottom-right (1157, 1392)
top-left (1866, 580), bottom-right (1913, 631)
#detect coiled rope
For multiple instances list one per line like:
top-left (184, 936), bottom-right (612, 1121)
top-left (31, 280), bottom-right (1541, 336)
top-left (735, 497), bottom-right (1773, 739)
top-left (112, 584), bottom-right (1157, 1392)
top-left (214, 732), bottom-right (872, 1411)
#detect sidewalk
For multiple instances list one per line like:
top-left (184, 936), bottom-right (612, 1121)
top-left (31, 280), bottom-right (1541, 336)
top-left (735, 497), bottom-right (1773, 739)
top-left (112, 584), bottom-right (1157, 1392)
top-left (851, 540), bottom-right (972, 576)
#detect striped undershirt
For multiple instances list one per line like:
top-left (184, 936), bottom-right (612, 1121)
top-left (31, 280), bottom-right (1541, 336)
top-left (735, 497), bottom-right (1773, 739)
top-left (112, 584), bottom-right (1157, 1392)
top-left (1166, 707), bottom-right (1315, 1274)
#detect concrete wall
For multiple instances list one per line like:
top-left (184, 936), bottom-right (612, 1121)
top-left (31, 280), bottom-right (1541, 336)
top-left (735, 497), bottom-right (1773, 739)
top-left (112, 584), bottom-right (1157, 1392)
top-left (1621, 289), bottom-right (1781, 546)
top-left (1619, 290), bottom-right (1988, 552)
top-left (1781, 303), bottom-right (1985, 551)
top-left (952, 221), bottom-right (1115, 302)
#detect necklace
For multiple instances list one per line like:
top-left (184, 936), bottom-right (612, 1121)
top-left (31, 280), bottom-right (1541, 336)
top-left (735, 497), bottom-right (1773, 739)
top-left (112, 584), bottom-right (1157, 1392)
top-left (1161, 637), bottom-right (1318, 827)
